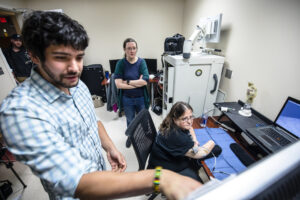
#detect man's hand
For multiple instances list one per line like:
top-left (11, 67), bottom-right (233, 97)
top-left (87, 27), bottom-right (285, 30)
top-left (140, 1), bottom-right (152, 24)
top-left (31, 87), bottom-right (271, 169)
top-left (160, 170), bottom-right (202, 200)
top-left (97, 120), bottom-right (127, 172)
top-left (107, 149), bottom-right (127, 172)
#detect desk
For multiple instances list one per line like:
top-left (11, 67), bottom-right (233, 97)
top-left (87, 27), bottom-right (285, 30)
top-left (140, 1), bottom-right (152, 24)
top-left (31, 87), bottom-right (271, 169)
top-left (214, 101), bottom-right (273, 155)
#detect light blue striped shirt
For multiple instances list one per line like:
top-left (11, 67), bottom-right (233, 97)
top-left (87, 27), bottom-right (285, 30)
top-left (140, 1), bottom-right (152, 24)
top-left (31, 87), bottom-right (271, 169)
top-left (0, 68), bottom-right (106, 199)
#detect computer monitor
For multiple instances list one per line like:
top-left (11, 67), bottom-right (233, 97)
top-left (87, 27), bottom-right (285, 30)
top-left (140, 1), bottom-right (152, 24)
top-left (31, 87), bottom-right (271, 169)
top-left (274, 96), bottom-right (300, 138)
top-left (185, 140), bottom-right (300, 199)
top-left (109, 59), bottom-right (119, 74)
top-left (199, 13), bottom-right (222, 44)
top-left (109, 58), bottom-right (157, 75)
top-left (144, 58), bottom-right (157, 75)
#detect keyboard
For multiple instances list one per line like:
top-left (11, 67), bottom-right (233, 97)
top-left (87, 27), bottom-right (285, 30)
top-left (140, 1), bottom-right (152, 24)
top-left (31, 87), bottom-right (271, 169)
top-left (261, 128), bottom-right (291, 146)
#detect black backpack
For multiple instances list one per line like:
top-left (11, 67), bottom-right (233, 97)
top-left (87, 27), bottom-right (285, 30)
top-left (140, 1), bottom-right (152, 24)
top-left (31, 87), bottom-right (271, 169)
top-left (164, 33), bottom-right (185, 55)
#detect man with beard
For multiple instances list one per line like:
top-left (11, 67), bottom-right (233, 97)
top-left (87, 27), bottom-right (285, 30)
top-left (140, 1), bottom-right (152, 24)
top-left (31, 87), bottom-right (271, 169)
top-left (0, 11), bottom-right (201, 200)
top-left (3, 34), bottom-right (33, 83)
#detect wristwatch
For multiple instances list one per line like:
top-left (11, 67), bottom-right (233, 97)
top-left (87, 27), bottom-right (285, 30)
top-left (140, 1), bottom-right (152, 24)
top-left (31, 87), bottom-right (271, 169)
top-left (127, 80), bottom-right (130, 85)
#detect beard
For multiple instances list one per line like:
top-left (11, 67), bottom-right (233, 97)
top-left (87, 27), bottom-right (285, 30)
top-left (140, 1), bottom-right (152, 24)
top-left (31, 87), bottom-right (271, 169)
top-left (41, 63), bottom-right (81, 89)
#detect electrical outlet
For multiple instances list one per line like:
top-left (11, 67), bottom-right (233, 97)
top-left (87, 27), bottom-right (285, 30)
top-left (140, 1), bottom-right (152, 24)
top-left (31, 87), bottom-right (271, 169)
top-left (225, 68), bottom-right (232, 79)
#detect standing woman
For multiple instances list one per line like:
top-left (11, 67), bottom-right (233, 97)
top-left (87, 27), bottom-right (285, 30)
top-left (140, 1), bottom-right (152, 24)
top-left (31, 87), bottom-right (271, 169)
top-left (148, 101), bottom-right (216, 183)
top-left (114, 38), bottom-right (150, 127)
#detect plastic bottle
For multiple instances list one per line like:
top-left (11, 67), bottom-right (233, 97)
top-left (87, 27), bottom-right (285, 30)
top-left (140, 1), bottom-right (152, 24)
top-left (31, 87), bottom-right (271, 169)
top-left (200, 111), bottom-right (208, 128)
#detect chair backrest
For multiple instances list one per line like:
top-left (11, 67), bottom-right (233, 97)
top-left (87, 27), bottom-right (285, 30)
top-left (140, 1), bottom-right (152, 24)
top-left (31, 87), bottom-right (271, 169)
top-left (125, 109), bottom-right (157, 171)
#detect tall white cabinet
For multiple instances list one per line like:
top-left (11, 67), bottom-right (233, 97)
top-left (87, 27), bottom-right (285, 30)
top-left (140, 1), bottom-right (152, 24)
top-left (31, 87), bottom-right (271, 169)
top-left (162, 52), bottom-right (225, 118)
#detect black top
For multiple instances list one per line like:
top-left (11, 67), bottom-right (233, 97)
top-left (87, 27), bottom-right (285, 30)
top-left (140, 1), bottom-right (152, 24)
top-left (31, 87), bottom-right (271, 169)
top-left (3, 47), bottom-right (33, 77)
top-left (148, 128), bottom-right (194, 172)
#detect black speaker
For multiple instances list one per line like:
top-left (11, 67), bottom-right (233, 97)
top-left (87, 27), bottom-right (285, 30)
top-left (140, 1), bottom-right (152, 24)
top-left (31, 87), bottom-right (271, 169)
top-left (80, 64), bottom-right (107, 102)
top-left (230, 143), bottom-right (255, 167)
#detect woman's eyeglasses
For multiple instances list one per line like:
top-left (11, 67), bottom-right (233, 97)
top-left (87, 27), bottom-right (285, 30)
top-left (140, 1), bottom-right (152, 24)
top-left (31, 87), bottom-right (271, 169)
top-left (180, 115), bottom-right (195, 122)
top-left (126, 47), bottom-right (137, 51)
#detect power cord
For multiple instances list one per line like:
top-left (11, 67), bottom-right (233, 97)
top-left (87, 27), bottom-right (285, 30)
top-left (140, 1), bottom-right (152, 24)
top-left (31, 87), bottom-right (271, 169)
top-left (210, 115), bottom-right (236, 133)
top-left (203, 145), bottom-right (232, 177)
top-left (201, 128), bottom-right (236, 178)
top-left (199, 146), bottom-right (217, 173)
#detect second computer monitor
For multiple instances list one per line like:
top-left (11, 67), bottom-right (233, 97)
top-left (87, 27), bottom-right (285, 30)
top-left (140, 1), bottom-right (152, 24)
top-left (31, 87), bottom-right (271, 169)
top-left (144, 58), bottom-right (157, 75)
top-left (109, 58), bottom-right (157, 75)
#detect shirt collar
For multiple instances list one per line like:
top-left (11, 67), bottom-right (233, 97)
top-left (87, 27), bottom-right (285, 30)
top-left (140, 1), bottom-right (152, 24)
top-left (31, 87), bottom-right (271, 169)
top-left (30, 68), bottom-right (78, 103)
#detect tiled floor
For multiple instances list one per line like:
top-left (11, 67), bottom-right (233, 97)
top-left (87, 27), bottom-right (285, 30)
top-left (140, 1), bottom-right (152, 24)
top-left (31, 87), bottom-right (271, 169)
top-left (0, 105), bottom-right (164, 200)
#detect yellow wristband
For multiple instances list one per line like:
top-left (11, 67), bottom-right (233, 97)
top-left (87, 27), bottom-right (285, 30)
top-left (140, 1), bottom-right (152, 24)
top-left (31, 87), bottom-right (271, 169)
top-left (153, 166), bottom-right (162, 194)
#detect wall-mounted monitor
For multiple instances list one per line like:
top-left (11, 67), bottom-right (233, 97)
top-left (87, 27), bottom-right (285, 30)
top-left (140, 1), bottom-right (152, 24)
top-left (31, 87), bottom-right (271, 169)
top-left (200, 13), bottom-right (222, 43)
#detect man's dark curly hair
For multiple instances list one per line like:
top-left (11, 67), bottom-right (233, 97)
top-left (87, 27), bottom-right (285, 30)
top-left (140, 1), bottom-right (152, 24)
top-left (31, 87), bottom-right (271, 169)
top-left (22, 11), bottom-right (89, 62)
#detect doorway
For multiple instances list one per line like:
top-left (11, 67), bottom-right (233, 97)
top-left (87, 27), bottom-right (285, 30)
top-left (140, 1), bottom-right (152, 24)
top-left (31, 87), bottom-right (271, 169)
top-left (0, 9), bottom-right (21, 49)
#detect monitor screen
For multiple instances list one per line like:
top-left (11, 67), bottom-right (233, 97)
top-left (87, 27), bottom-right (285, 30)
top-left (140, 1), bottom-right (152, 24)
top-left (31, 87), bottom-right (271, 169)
top-left (109, 59), bottom-right (119, 74)
top-left (199, 13), bottom-right (222, 43)
top-left (144, 58), bottom-right (157, 75)
top-left (275, 97), bottom-right (300, 138)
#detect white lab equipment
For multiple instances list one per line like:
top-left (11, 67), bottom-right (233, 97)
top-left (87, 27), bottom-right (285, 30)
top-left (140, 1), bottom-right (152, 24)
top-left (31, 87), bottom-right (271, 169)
top-left (183, 13), bottom-right (222, 59)
top-left (162, 52), bottom-right (224, 118)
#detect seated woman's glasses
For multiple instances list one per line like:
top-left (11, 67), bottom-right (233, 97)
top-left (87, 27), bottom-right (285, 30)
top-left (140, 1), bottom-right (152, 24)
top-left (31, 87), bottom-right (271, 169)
top-left (180, 115), bottom-right (195, 122)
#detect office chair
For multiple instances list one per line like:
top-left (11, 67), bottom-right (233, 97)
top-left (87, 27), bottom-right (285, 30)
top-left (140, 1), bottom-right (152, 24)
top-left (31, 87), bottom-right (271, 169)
top-left (125, 109), bottom-right (158, 199)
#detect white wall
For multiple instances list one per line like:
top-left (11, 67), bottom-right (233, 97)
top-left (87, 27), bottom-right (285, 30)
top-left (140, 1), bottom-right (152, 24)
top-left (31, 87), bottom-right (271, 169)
top-left (21, 0), bottom-right (184, 71)
top-left (0, 0), bottom-right (26, 27)
top-left (183, 0), bottom-right (300, 120)
top-left (0, 0), bottom-right (25, 9)
top-left (0, 49), bottom-right (17, 103)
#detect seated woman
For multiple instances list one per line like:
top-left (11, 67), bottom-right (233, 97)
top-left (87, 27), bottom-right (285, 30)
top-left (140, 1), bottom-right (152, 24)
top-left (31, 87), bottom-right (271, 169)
top-left (148, 101), bottom-right (215, 183)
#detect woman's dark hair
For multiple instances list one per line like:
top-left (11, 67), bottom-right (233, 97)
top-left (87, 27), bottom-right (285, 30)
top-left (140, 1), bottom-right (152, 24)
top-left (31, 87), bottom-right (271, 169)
top-left (123, 38), bottom-right (138, 58)
top-left (159, 101), bottom-right (193, 135)
top-left (22, 11), bottom-right (89, 62)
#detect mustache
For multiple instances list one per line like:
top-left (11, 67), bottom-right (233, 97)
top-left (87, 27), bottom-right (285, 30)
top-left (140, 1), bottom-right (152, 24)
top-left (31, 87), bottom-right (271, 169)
top-left (63, 71), bottom-right (80, 77)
